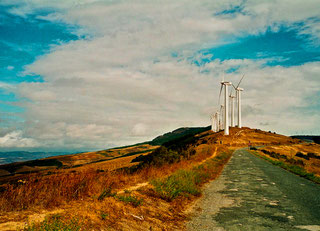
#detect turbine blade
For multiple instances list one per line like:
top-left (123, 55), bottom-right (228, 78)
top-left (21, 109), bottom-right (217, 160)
top-left (236, 74), bottom-right (245, 89)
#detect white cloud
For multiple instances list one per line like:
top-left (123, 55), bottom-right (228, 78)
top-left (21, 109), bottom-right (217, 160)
top-left (0, 82), bottom-right (13, 90)
top-left (1, 0), bottom-right (319, 150)
top-left (0, 131), bottom-right (39, 148)
top-left (132, 123), bottom-right (148, 136)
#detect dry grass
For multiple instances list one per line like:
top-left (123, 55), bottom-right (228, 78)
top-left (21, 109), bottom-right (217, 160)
top-left (0, 144), bottom-right (220, 212)
top-left (257, 143), bottom-right (320, 177)
top-left (0, 127), bottom-right (300, 230)
top-left (8, 147), bottom-right (232, 231)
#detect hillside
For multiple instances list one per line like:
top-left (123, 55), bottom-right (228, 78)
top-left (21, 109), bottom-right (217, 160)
top-left (0, 128), bottom-right (197, 177)
top-left (291, 135), bottom-right (320, 144)
top-left (0, 126), bottom-right (211, 180)
top-left (148, 126), bottom-right (211, 145)
top-left (0, 127), bottom-right (314, 231)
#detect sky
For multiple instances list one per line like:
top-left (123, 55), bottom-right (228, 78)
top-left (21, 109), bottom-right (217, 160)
top-left (0, 0), bottom-right (320, 152)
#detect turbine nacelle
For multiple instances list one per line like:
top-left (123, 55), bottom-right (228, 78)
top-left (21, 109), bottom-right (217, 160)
top-left (221, 81), bottom-right (232, 86)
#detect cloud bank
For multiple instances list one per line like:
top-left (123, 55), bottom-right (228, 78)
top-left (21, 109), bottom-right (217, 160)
top-left (1, 0), bottom-right (320, 151)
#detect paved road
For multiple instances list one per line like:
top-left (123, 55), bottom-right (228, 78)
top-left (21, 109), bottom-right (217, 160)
top-left (187, 149), bottom-right (320, 231)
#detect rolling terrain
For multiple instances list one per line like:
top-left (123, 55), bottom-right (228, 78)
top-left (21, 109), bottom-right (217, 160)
top-left (0, 126), bottom-right (208, 180)
top-left (0, 126), bottom-right (319, 230)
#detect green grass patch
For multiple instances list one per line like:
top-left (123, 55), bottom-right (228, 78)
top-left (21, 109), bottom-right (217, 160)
top-left (98, 186), bottom-right (117, 201)
top-left (23, 215), bottom-right (81, 231)
top-left (151, 151), bottom-right (232, 201)
top-left (151, 170), bottom-right (203, 201)
top-left (116, 194), bottom-right (143, 207)
top-left (100, 212), bottom-right (108, 220)
top-left (97, 186), bottom-right (143, 207)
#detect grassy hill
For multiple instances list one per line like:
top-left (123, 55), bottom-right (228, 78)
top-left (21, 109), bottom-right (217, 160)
top-left (0, 126), bottom-right (211, 179)
top-left (0, 127), bottom-right (318, 231)
top-left (148, 126), bottom-right (211, 145)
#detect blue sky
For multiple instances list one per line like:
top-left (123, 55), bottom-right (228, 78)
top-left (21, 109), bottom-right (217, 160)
top-left (198, 27), bottom-right (320, 67)
top-left (0, 0), bottom-right (320, 151)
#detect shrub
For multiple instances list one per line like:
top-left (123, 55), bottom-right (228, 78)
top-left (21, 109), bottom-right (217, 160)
top-left (136, 146), bottom-right (181, 167)
top-left (151, 169), bottom-right (204, 201)
top-left (295, 151), bottom-right (309, 160)
top-left (307, 152), bottom-right (320, 160)
top-left (100, 212), bottom-right (108, 220)
top-left (116, 194), bottom-right (143, 207)
top-left (98, 186), bottom-right (116, 201)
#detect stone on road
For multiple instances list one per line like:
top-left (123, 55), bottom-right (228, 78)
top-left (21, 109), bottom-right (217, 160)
top-left (187, 149), bottom-right (320, 231)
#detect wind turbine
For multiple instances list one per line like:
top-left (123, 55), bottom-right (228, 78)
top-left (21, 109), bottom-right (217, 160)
top-left (219, 105), bottom-right (224, 131)
top-left (233, 74), bottom-right (245, 129)
top-left (229, 90), bottom-right (236, 127)
top-left (211, 114), bottom-right (216, 132)
top-left (215, 112), bottom-right (219, 132)
top-left (216, 111), bottom-right (220, 131)
top-left (219, 80), bottom-right (232, 135)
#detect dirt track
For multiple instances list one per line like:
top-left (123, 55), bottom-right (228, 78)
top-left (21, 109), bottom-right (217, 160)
top-left (187, 148), bottom-right (320, 231)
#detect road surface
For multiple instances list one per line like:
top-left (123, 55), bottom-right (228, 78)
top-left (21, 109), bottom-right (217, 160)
top-left (187, 148), bottom-right (320, 231)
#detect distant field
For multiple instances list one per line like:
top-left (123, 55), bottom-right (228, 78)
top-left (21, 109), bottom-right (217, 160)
top-left (0, 143), bottom-right (158, 185)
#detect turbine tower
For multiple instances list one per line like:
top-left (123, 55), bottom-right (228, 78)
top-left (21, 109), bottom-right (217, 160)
top-left (211, 114), bottom-right (216, 132)
top-left (215, 112), bottom-right (219, 132)
top-left (233, 74), bottom-right (245, 129)
top-left (229, 93), bottom-right (236, 127)
top-left (219, 81), bottom-right (232, 135)
top-left (216, 111), bottom-right (220, 131)
top-left (219, 105), bottom-right (224, 131)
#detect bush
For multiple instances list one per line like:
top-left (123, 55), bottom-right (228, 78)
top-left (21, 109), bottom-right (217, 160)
top-left (136, 146), bottom-right (181, 167)
top-left (295, 152), bottom-right (309, 160)
top-left (116, 194), bottom-right (143, 207)
top-left (307, 152), bottom-right (320, 160)
top-left (151, 169), bottom-right (205, 201)
top-left (98, 186), bottom-right (116, 201)
top-left (100, 212), bottom-right (108, 220)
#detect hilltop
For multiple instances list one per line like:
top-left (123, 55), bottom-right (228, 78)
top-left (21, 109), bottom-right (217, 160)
top-left (1, 127), bottom-right (318, 231)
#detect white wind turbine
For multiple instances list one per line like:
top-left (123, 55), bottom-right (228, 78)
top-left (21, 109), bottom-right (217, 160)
top-left (216, 110), bottom-right (221, 131)
top-left (229, 91), bottom-right (236, 127)
top-left (210, 114), bottom-right (217, 132)
top-left (219, 105), bottom-right (224, 131)
top-left (233, 74), bottom-right (245, 129)
top-left (215, 112), bottom-right (219, 132)
top-left (219, 80), bottom-right (232, 135)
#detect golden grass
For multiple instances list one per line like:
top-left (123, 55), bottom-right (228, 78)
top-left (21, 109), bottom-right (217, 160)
top-left (0, 144), bottom-right (220, 212)
top-left (258, 143), bottom-right (320, 176)
top-left (13, 146), bottom-right (231, 231)
top-left (0, 127), bottom-right (301, 230)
